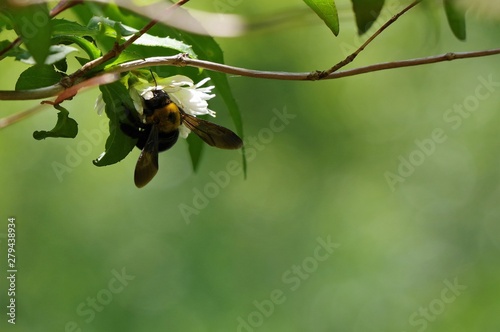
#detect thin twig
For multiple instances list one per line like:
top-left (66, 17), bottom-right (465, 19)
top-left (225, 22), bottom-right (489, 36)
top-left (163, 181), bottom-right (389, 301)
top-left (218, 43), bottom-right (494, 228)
top-left (0, 0), bottom-right (83, 59)
top-left (2, 48), bottom-right (500, 102)
top-left (66, 0), bottom-right (191, 84)
top-left (0, 103), bottom-right (47, 129)
top-left (113, 49), bottom-right (500, 80)
top-left (0, 0), bottom-right (420, 88)
top-left (322, 0), bottom-right (422, 77)
top-left (325, 50), bottom-right (500, 78)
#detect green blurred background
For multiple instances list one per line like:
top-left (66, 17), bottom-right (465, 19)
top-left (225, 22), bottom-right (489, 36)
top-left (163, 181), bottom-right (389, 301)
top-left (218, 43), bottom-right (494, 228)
top-left (2, 1), bottom-right (500, 331)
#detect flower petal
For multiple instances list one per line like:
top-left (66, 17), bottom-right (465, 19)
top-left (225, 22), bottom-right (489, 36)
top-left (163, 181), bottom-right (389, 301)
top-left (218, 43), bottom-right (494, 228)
top-left (178, 124), bottom-right (191, 138)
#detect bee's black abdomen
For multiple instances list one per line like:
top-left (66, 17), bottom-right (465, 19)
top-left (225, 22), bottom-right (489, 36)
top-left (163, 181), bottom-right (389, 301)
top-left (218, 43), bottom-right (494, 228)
top-left (158, 129), bottom-right (179, 152)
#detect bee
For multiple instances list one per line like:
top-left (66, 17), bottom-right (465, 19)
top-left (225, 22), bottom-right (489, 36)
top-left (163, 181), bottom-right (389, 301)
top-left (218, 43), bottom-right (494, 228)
top-left (120, 87), bottom-right (243, 188)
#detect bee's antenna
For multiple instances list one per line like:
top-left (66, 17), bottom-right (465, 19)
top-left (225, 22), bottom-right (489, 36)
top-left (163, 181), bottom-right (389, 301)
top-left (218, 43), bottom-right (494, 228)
top-left (149, 69), bottom-right (157, 87)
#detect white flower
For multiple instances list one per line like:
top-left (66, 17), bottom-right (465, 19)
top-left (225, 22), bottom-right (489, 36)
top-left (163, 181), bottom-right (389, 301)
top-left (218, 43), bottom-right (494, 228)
top-left (129, 75), bottom-right (216, 138)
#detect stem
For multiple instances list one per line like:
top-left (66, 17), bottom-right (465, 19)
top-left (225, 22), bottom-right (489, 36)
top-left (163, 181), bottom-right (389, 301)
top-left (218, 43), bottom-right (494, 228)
top-left (67, 0), bottom-right (191, 83)
top-left (113, 49), bottom-right (500, 81)
top-left (0, 103), bottom-right (47, 129)
top-left (2, 48), bottom-right (500, 102)
top-left (0, 0), bottom-right (496, 103)
top-left (323, 0), bottom-right (422, 76)
top-left (0, 0), bottom-right (83, 59)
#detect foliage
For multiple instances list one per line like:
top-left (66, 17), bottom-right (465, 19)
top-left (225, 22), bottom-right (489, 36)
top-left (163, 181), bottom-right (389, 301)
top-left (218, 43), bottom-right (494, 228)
top-left (0, 0), bottom-right (468, 177)
top-left (32, 105), bottom-right (78, 140)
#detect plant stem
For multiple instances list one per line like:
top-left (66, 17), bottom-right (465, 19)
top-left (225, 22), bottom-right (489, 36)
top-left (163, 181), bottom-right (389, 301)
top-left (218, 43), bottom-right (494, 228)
top-left (2, 48), bottom-right (500, 102)
top-left (66, 0), bottom-right (191, 84)
top-left (322, 0), bottom-right (423, 77)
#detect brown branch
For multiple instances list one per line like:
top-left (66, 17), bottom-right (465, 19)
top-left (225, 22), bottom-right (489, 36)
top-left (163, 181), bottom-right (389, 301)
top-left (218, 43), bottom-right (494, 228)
top-left (0, 38), bottom-right (20, 60)
top-left (0, 0), bottom-right (423, 96)
top-left (112, 48), bottom-right (500, 81)
top-left (0, 0), bottom-right (83, 59)
top-left (66, 0), bottom-right (191, 84)
top-left (320, 0), bottom-right (423, 78)
top-left (0, 0), bottom-right (191, 85)
top-left (325, 50), bottom-right (500, 78)
top-left (0, 103), bottom-right (47, 129)
top-left (2, 48), bottom-right (500, 102)
top-left (0, 0), bottom-right (496, 102)
top-left (49, 0), bottom-right (84, 17)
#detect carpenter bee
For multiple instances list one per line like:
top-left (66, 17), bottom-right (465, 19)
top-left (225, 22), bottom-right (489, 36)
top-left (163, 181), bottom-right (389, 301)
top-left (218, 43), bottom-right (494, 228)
top-left (121, 87), bottom-right (242, 188)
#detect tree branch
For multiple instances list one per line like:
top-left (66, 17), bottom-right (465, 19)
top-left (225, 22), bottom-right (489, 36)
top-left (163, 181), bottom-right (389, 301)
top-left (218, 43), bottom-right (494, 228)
top-left (113, 49), bottom-right (500, 80)
top-left (0, 0), bottom-right (426, 101)
top-left (66, 0), bottom-right (191, 84)
top-left (0, 0), bottom-right (83, 59)
top-left (1, 48), bottom-right (499, 102)
top-left (322, 0), bottom-right (423, 76)
top-left (0, 0), bottom-right (497, 104)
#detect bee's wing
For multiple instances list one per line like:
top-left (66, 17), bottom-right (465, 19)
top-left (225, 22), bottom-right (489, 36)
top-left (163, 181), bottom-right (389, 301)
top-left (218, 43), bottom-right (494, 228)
top-left (134, 125), bottom-right (159, 188)
top-left (181, 112), bottom-right (243, 149)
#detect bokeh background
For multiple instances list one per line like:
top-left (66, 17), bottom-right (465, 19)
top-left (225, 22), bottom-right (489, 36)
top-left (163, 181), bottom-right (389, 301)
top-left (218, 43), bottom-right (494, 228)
top-left (2, 1), bottom-right (500, 331)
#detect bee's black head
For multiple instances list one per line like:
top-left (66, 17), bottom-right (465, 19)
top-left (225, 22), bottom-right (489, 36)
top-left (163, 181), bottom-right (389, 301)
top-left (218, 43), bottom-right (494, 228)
top-left (143, 89), bottom-right (170, 115)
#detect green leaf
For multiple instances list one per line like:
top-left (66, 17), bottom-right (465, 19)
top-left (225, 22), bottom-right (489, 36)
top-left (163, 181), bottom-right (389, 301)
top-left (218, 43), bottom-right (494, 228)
top-left (87, 17), bottom-right (196, 58)
top-left (208, 70), bottom-right (247, 176)
top-left (44, 45), bottom-right (78, 65)
top-left (0, 39), bottom-right (11, 51)
top-left (179, 31), bottom-right (247, 176)
top-left (15, 64), bottom-right (61, 90)
top-left (75, 56), bottom-right (91, 67)
top-left (79, 9), bottom-right (246, 174)
top-left (54, 58), bottom-right (68, 73)
top-left (10, 4), bottom-right (52, 64)
top-left (444, 0), bottom-right (466, 41)
top-left (0, 40), bottom-right (25, 59)
top-left (52, 18), bottom-right (99, 36)
top-left (51, 35), bottom-right (101, 60)
top-left (186, 133), bottom-right (205, 172)
top-left (87, 16), bottom-right (137, 37)
top-left (51, 19), bottom-right (102, 60)
top-left (93, 81), bottom-right (137, 167)
top-left (351, 0), bottom-right (385, 35)
top-left (33, 106), bottom-right (78, 140)
top-left (124, 33), bottom-right (195, 55)
top-left (0, 11), bottom-right (14, 30)
top-left (20, 44), bottom-right (78, 65)
top-left (302, 0), bottom-right (339, 36)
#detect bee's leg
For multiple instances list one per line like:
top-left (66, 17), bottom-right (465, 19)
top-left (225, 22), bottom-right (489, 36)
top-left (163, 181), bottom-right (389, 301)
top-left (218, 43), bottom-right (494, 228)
top-left (119, 104), bottom-right (148, 149)
top-left (120, 122), bottom-right (139, 138)
top-left (119, 104), bottom-right (144, 127)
